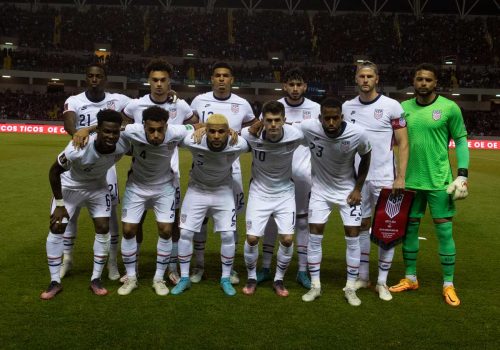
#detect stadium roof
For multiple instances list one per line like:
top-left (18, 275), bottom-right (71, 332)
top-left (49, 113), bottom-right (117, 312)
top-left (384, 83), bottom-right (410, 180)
top-left (7, 0), bottom-right (500, 16)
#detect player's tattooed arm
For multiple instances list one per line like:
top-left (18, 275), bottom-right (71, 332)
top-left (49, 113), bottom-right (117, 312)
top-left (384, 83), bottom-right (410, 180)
top-left (347, 151), bottom-right (371, 205)
top-left (49, 161), bottom-right (69, 229)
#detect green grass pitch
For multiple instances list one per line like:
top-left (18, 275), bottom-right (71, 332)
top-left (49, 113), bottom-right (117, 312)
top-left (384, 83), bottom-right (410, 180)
top-left (0, 133), bottom-right (498, 349)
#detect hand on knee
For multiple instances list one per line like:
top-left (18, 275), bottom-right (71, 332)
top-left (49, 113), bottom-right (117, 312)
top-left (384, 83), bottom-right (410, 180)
top-left (246, 235), bottom-right (259, 246)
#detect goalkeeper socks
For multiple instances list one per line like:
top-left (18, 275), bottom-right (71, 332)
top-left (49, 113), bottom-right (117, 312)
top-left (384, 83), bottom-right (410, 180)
top-left (403, 220), bottom-right (420, 276)
top-left (435, 221), bottom-right (456, 283)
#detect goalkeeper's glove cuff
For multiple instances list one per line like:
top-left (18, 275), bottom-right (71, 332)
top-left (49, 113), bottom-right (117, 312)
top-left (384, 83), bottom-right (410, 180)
top-left (446, 176), bottom-right (468, 200)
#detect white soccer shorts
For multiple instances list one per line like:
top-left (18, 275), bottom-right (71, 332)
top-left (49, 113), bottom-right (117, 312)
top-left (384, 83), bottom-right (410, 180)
top-left (308, 194), bottom-right (362, 227)
top-left (51, 187), bottom-right (112, 219)
top-left (245, 191), bottom-right (296, 237)
top-left (360, 180), bottom-right (393, 218)
top-left (121, 182), bottom-right (176, 224)
top-left (179, 185), bottom-right (236, 233)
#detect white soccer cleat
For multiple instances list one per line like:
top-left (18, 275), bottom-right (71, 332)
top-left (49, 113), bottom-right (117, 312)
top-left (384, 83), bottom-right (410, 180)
top-left (117, 276), bottom-right (138, 296)
top-left (375, 284), bottom-right (393, 301)
top-left (344, 288), bottom-right (362, 306)
top-left (354, 278), bottom-right (371, 290)
top-left (230, 270), bottom-right (240, 285)
top-left (190, 267), bottom-right (204, 283)
top-left (302, 286), bottom-right (322, 302)
top-left (59, 255), bottom-right (73, 279)
top-left (152, 280), bottom-right (170, 296)
top-left (107, 262), bottom-right (120, 281)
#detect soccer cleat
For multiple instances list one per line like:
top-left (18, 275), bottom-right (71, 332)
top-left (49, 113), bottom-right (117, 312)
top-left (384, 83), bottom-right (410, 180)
top-left (152, 280), bottom-right (169, 296)
top-left (40, 281), bottom-right (63, 300)
top-left (344, 288), bottom-right (362, 306)
top-left (296, 271), bottom-right (312, 289)
top-left (272, 280), bottom-right (289, 297)
top-left (107, 262), bottom-right (120, 281)
top-left (354, 278), bottom-right (371, 290)
top-left (89, 278), bottom-right (108, 296)
top-left (190, 267), bottom-right (204, 283)
top-left (118, 276), bottom-right (138, 295)
top-left (443, 286), bottom-right (461, 307)
top-left (59, 255), bottom-right (73, 279)
top-left (168, 270), bottom-right (180, 285)
top-left (302, 286), bottom-right (322, 302)
top-left (389, 278), bottom-right (419, 293)
top-left (256, 268), bottom-right (272, 284)
top-left (220, 277), bottom-right (236, 296)
top-left (242, 279), bottom-right (257, 295)
top-left (171, 277), bottom-right (191, 295)
top-left (375, 284), bottom-right (393, 301)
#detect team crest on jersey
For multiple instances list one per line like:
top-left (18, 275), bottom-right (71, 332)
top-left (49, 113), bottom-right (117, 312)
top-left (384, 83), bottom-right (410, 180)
top-left (432, 110), bottom-right (442, 121)
top-left (303, 111), bottom-right (311, 120)
top-left (180, 214), bottom-right (187, 223)
top-left (340, 140), bottom-right (351, 152)
top-left (106, 101), bottom-right (116, 110)
top-left (246, 220), bottom-right (252, 230)
top-left (169, 108), bottom-right (177, 119)
top-left (385, 193), bottom-right (404, 219)
top-left (374, 109), bottom-right (383, 120)
top-left (231, 104), bottom-right (239, 114)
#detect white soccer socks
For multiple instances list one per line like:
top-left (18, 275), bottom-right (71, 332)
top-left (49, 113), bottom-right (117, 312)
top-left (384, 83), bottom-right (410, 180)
top-left (154, 237), bottom-right (172, 281)
top-left (220, 231), bottom-right (235, 279)
top-left (275, 242), bottom-right (293, 281)
top-left (91, 233), bottom-right (110, 281)
top-left (244, 240), bottom-right (259, 280)
top-left (307, 234), bottom-right (323, 287)
top-left (178, 228), bottom-right (194, 278)
top-left (121, 237), bottom-right (137, 278)
top-left (46, 232), bottom-right (64, 283)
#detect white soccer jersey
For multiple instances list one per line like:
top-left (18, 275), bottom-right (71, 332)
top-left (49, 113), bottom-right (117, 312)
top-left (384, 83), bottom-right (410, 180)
top-left (63, 92), bottom-right (130, 129)
top-left (299, 119), bottom-right (371, 204)
top-left (342, 94), bottom-right (405, 181)
top-left (180, 136), bottom-right (249, 190)
top-left (123, 94), bottom-right (194, 177)
top-left (241, 124), bottom-right (303, 197)
top-left (278, 97), bottom-right (320, 177)
top-left (57, 135), bottom-right (130, 190)
top-left (121, 123), bottom-right (194, 187)
top-left (123, 94), bottom-right (193, 125)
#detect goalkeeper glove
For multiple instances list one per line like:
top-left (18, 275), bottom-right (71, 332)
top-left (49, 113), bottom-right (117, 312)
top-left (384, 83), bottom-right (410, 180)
top-left (446, 176), bottom-right (468, 200)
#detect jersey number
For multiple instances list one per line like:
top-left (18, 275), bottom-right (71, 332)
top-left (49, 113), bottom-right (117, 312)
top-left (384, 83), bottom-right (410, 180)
top-left (254, 150), bottom-right (266, 161)
top-left (201, 111), bottom-right (214, 122)
top-left (79, 113), bottom-right (91, 127)
top-left (309, 142), bottom-right (324, 157)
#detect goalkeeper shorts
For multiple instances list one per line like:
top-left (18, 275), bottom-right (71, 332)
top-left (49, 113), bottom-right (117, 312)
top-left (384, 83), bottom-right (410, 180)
top-left (408, 189), bottom-right (456, 219)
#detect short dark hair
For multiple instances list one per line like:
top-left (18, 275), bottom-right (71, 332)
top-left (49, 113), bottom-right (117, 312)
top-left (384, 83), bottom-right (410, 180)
top-left (261, 100), bottom-right (285, 118)
top-left (97, 109), bottom-right (122, 126)
top-left (414, 63), bottom-right (439, 79)
top-left (142, 106), bottom-right (169, 123)
top-left (283, 67), bottom-right (306, 83)
top-left (86, 62), bottom-right (106, 76)
top-left (320, 97), bottom-right (343, 111)
top-left (212, 61), bottom-right (233, 75)
top-left (145, 58), bottom-right (173, 76)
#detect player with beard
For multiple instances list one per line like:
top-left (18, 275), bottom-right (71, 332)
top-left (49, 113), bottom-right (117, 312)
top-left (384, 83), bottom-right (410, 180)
top-left (389, 63), bottom-right (469, 307)
top-left (342, 61), bottom-right (409, 301)
top-left (256, 68), bottom-right (320, 290)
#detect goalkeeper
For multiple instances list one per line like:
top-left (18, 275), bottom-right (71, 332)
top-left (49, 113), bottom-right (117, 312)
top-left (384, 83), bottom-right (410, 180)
top-left (389, 63), bottom-right (469, 307)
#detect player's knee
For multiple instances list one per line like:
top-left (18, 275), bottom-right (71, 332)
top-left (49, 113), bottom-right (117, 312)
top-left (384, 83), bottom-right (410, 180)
top-left (220, 231), bottom-right (234, 245)
top-left (157, 223), bottom-right (172, 240)
top-left (122, 222), bottom-right (138, 239)
top-left (433, 217), bottom-right (452, 224)
top-left (309, 223), bottom-right (324, 234)
top-left (344, 226), bottom-right (360, 237)
top-left (50, 223), bottom-right (67, 235)
top-left (95, 223), bottom-right (110, 235)
top-left (246, 235), bottom-right (259, 246)
top-left (360, 217), bottom-right (371, 231)
top-left (279, 235), bottom-right (294, 247)
top-left (180, 228), bottom-right (194, 242)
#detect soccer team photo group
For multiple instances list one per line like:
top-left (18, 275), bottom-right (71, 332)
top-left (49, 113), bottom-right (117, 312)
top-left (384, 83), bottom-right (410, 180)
top-left (40, 59), bottom-right (469, 310)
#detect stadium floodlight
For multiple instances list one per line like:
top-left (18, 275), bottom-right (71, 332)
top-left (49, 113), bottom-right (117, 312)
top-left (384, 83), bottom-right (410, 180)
top-left (143, 83), bottom-right (150, 86)
top-left (232, 86), bottom-right (239, 89)
top-left (2, 75), bottom-right (11, 78)
top-left (188, 84), bottom-right (196, 88)
top-left (186, 53), bottom-right (194, 57)
top-left (496, 94), bottom-right (500, 97)
top-left (51, 78), bottom-right (60, 81)
top-left (271, 57), bottom-right (280, 60)
top-left (452, 93), bottom-right (460, 96)
top-left (406, 92), bottom-right (414, 95)
top-left (356, 59), bottom-right (364, 63)
top-left (274, 88), bottom-right (282, 91)
top-left (5, 42), bottom-right (13, 45)
top-left (445, 61), bottom-right (454, 65)
top-left (98, 48), bottom-right (107, 52)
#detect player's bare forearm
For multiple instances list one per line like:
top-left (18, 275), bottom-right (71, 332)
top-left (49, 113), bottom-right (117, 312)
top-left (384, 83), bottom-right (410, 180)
top-left (394, 127), bottom-right (409, 190)
top-left (49, 161), bottom-right (66, 200)
top-left (242, 118), bottom-right (259, 128)
top-left (355, 151), bottom-right (371, 192)
top-left (248, 120), bottom-right (263, 137)
top-left (184, 111), bottom-right (200, 125)
top-left (63, 112), bottom-right (77, 136)
top-left (72, 126), bottom-right (96, 149)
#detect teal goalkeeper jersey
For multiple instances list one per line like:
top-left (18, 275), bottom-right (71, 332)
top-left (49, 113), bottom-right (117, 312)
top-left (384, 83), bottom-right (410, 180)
top-left (402, 95), bottom-right (467, 190)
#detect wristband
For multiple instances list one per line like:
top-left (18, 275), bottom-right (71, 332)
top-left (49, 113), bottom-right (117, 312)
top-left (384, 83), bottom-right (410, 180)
top-left (457, 168), bottom-right (468, 177)
top-left (55, 199), bottom-right (65, 207)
